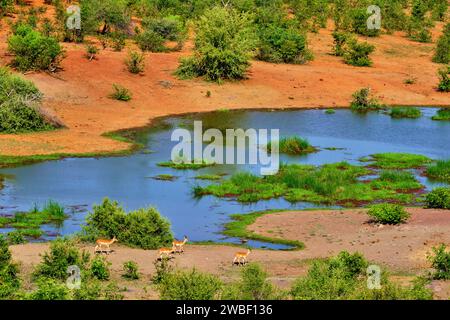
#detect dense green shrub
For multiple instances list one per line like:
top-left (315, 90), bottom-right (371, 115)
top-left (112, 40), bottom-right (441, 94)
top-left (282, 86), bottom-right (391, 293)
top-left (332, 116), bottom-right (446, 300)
top-left (176, 6), bottom-right (257, 82)
top-left (29, 278), bottom-right (70, 300)
top-left (152, 257), bottom-right (173, 284)
top-left (82, 198), bottom-right (173, 250)
top-left (8, 24), bottom-right (63, 72)
top-left (142, 15), bottom-right (186, 50)
top-left (80, 0), bottom-right (130, 37)
top-left (125, 51), bottom-right (145, 74)
top-left (332, 31), bottom-right (351, 57)
top-left (0, 0), bottom-right (13, 17)
top-left (122, 261), bottom-right (140, 280)
top-left (437, 66), bottom-right (450, 92)
top-left (109, 84), bottom-right (132, 101)
top-left (428, 244), bottom-right (450, 280)
top-left (0, 235), bottom-right (20, 299)
top-left (267, 136), bottom-right (316, 155)
top-left (135, 29), bottom-right (166, 52)
top-left (343, 39), bottom-right (375, 67)
top-left (158, 269), bottom-right (222, 300)
top-left (350, 7), bottom-right (380, 37)
top-left (367, 203), bottom-right (410, 225)
top-left (350, 87), bottom-right (383, 112)
top-left (433, 23), bottom-right (450, 64)
top-left (425, 187), bottom-right (450, 209)
top-left (90, 255), bottom-right (110, 281)
top-left (432, 108), bottom-right (450, 121)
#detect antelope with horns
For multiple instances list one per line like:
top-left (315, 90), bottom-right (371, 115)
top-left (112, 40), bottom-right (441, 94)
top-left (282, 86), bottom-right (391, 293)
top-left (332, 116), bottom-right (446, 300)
top-left (95, 236), bottom-right (118, 254)
top-left (233, 249), bottom-right (251, 266)
top-left (173, 235), bottom-right (188, 253)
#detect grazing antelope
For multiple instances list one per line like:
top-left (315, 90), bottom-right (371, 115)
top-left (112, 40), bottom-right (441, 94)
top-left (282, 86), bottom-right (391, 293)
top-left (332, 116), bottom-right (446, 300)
top-left (158, 246), bottom-right (175, 260)
top-left (172, 235), bottom-right (188, 253)
top-left (233, 249), bottom-right (251, 266)
top-left (95, 236), bottom-right (117, 254)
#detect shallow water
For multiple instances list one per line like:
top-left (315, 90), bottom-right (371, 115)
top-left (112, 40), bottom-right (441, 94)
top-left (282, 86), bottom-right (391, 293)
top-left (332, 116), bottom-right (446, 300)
top-left (0, 108), bottom-right (449, 248)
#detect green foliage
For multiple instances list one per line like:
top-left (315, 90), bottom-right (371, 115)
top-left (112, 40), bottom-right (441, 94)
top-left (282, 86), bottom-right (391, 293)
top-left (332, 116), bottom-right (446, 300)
top-left (433, 23), bottom-right (450, 64)
top-left (350, 88), bottom-right (383, 112)
top-left (82, 198), bottom-right (173, 250)
top-left (85, 44), bottom-right (99, 61)
top-left (109, 84), bottom-right (132, 101)
top-left (158, 159), bottom-right (215, 170)
top-left (426, 160), bottom-right (450, 183)
top-left (176, 6), bottom-right (257, 82)
top-left (29, 278), bottom-right (70, 300)
top-left (332, 31), bottom-right (351, 57)
top-left (432, 108), bottom-right (450, 121)
top-left (389, 107), bottom-right (422, 119)
top-left (437, 66), bottom-right (450, 92)
top-left (158, 268), bottom-right (222, 300)
top-left (0, 235), bottom-right (20, 299)
top-left (142, 15), bottom-right (186, 50)
top-left (122, 261), bottom-right (140, 280)
top-left (367, 153), bottom-right (432, 169)
top-left (90, 255), bottom-right (110, 281)
top-left (135, 29), bottom-right (166, 52)
top-left (80, 0), bottom-right (130, 37)
top-left (194, 174), bottom-right (222, 181)
top-left (425, 187), bottom-right (450, 209)
top-left (7, 24), bottom-right (63, 72)
top-left (125, 51), bottom-right (145, 74)
top-left (367, 203), bottom-right (410, 225)
top-left (0, 0), bottom-right (13, 17)
top-left (343, 39), bottom-right (375, 67)
top-left (6, 231), bottom-right (26, 245)
top-left (267, 136), bottom-right (317, 155)
top-left (152, 257), bottom-right (173, 285)
top-left (428, 244), bottom-right (450, 280)
top-left (33, 238), bottom-right (90, 280)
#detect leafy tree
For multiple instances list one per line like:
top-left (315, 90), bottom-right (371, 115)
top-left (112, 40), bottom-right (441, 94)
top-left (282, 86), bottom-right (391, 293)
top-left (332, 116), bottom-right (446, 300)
top-left (433, 23), bottom-right (450, 64)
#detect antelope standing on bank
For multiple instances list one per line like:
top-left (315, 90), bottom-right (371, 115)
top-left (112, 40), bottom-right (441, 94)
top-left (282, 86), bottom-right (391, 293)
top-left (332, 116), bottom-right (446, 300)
top-left (233, 249), bottom-right (251, 266)
top-left (158, 246), bottom-right (175, 260)
top-left (95, 236), bottom-right (117, 254)
top-left (173, 235), bottom-right (188, 253)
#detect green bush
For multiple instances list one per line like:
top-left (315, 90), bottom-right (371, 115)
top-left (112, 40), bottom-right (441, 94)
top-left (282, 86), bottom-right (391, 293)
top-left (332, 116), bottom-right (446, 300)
top-left (82, 198), bottom-right (173, 250)
top-left (425, 187), bottom-right (450, 209)
top-left (135, 29), bottom-right (166, 52)
top-left (332, 31), bottom-right (351, 57)
top-left (109, 84), bottom-right (132, 101)
top-left (152, 257), bottom-right (173, 285)
top-left (125, 51), bottom-right (145, 74)
top-left (29, 278), bottom-right (70, 300)
top-left (122, 261), bottom-right (140, 280)
top-left (367, 203), bottom-right (410, 225)
top-left (0, 235), bottom-right (20, 299)
top-left (90, 255), bottom-right (110, 281)
top-left (343, 39), bottom-right (375, 67)
top-left (428, 244), bottom-right (450, 280)
top-left (7, 24), bottom-right (63, 72)
top-left (0, 0), bottom-right (13, 17)
top-left (433, 23), bottom-right (450, 64)
top-left (158, 269), bottom-right (222, 300)
top-left (432, 108), bottom-right (450, 121)
top-left (437, 66), bottom-right (450, 92)
top-left (350, 87), bottom-right (383, 112)
top-left (267, 136), bottom-right (316, 155)
top-left (176, 6), bottom-right (257, 82)
top-left (389, 107), bottom-right (422, 119)
top-left (141, 15), bottom-right (186, 50)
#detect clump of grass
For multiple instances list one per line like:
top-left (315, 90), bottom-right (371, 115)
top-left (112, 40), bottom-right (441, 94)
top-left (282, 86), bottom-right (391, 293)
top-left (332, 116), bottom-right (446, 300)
top-left (389, 107), bottom-right (422, 119)
top-left (157, 160), bottom-right (215, 170)
top-left (325, 109), bottom-right (335, 114)
top-left (109, 84), bottom-right (132, 102)
top-left (85, 44), bottom-right (99, 61)
top-left (350, 88), bottom-right (383, 112)
top-left (122, 261), bottom-right (140, 280)
top-left (195, 174), bottom-right (222, 181)
top-left (365, 153), bottom-right (432, 169)
top-left (125, 51), bottom-right (145, 74)
top-left (367, 203), bottom-right (410, 225)
top-left (267, 136), bottom-right (317, 155)
top-left (425, 187), bottom-right (450, 209)
top-left (432, 108), bottom-right (450, 121)
top-left (371, 170), bottom-right (422, 191)
top-left (403, 77), bottom-right (417, 85)
top-left (152, 174), bottom-right (177, 181)
top-left (426, 160), bottom-right (450, 183)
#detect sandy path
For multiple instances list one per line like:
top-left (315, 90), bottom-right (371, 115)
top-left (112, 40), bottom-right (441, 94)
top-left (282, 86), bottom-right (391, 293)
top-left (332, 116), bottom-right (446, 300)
top-left (0, 9), bottom-right (449, 157)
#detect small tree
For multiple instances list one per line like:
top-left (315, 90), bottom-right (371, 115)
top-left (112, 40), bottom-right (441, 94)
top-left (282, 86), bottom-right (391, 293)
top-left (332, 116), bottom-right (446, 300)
top-left (350, 87), bottom-right (383, 112)
top-left (433, 23), bottom-right (450, 64)
top-left (343, 39), bottom-right (375, 67)
top-left (437, 66), bottom-right (450, 92)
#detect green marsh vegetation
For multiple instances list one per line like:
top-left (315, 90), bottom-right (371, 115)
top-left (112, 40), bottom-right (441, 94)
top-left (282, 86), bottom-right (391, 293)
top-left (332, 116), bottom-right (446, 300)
top-left (426, 160), bottom-right (450, 183)
top-left (158, 159), bottom-right (215, 170)
top-left (267, 136), bottom-right (317, 155)
top-left (425, 187), bottom-right (450, 209)
top-left (362, 153), bottom-right (432, 169)
top-left (152, 174), bottom-right (177, 181)
top-left (389, 107), bottom-right (422, 119)
top-left (350, 88), bottom-right (384, 113)
top-left (194, 161), bottom-right (424, 206)
top-left (432, 108), bottom-right (450, 121)
top-left (195, 174), bottom-right (223, 181)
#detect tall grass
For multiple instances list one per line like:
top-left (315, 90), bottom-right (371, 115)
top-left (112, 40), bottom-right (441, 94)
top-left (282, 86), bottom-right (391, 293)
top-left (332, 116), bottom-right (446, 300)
top-left (267, 136), bottom-right (316, 155)
top-left (432, 108), bottom-right (450, 121)
top-left (426, 160), bottom-right (450, 182)
top-left (389, 107), bottom-right (422, 119)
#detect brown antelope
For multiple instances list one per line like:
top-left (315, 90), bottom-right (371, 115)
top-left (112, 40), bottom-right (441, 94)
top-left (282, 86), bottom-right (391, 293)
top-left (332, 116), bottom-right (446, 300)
top-left (95, 236), bottom-right (117, 254)
top-left (233, 249), bottom-right (251, 266)
top-left (158, 246), bottom-right (175, 260)
top-left (173, 235), bottom-right (188, 253)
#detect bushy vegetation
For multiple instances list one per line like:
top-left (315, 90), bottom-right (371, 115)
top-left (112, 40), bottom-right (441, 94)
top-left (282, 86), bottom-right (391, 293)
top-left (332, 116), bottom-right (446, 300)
top-left (125, 51), bottom-right (145, 74)
top-left (291, 251), bottom-right (432, 300)
top-left (433, 23), bottom-right (450, 64)
top-left (389, 107), bottom-right (422, 119)
top-left (426, 160), bottom-right (450, 183)
top-left (425, 187), bottom-right (450, 209)
top-left (85, 44), bottom-right (99, 61)
top-left (0, 67), bottom-right (54, 134)
top-left (135, 29), bottom-right (166, 52)
top-left (432, 108), bottom-right (450, 121)
top-left (366, 153), bottom-right (432, 169)
top-left (0, 235), bottom-right (20, 299)
top-left (176, 6), bottom-right (257, 82)
top-left (90, 255), bottom-right (110, 281)
top-left (8, 24), bottom-right (63, 72)
top-left (350, 88), bottom-right (383, 112)
top-left (267, 136), bottom-right (317, 155)
top-left (437, 66), bottom-right (450, 92)
top-left (428, 244), bottom-right (450, 280)
top-left (81, 198), bottom-right (173, 250)
top-left (141, 15), bottom-right (187, 51)
top-left (158, 159), bottom-right (215, 170)
top-left (109, 84), bottom-right (132, 101)
top-left (122, 261), bottom-right (140, 280)
top-left (367, 203), bottom-right (410, 225)
top-left (344, 39), bottom-right (375, 67)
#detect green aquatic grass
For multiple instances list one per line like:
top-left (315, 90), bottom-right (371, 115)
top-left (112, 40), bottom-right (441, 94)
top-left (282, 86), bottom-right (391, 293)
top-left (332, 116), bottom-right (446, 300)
top-left (426, 160), bottom-right (450, 183)
top-left (158, 160), bottom-right (215, 170)
top-left (267, 136), bottom-right (317, 155)
top-left (325, 109), bottom-right (336, 114)
top-left (389, 107), bottom-right (422, 119)
top-left (195, 162), bottom-right (422, 206)
top-left (432, 108), bottom-right (450, 121)
top-left (364, 153), bottom-right (432, 169)
top-left (223, 210), bottom-right (304, 250)
top-left (195, 174), bottom-right (223, 181)
top-left (153, 174), bottom-right (177, 181)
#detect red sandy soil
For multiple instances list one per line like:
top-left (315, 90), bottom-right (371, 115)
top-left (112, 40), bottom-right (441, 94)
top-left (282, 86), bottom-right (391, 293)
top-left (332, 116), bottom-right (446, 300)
top-left (9, 208), bottom-right (450, 299)
top-left (0, 2), bottom-right (449, 156)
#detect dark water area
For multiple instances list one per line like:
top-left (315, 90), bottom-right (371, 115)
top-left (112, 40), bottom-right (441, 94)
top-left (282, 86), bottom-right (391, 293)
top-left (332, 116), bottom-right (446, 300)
top-left (0, 108), bottom-right (449, 248)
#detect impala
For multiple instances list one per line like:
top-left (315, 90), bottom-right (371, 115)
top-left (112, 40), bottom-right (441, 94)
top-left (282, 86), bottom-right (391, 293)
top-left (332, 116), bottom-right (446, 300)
top-left (158, 246), bottom-right (175, 260)
top-left (173, 235), bottom-right (188, 253)
top-left (95, 236), bottom-right (117, 254)
top-left (233, 249), bottom-right (251, 266)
